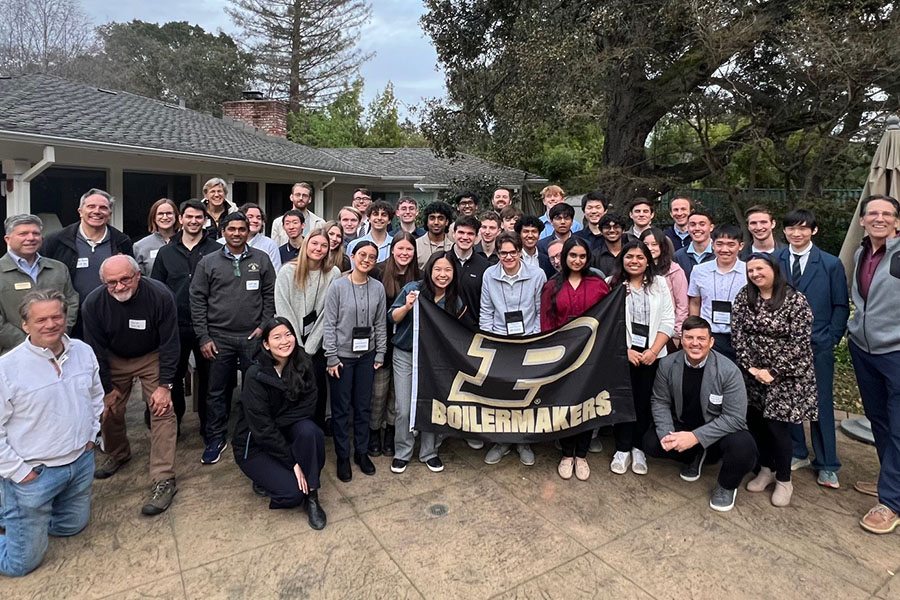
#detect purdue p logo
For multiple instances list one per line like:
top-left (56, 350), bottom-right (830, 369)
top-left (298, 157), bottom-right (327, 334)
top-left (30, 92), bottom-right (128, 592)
top-left (447, 316), bottom-right (599, 408)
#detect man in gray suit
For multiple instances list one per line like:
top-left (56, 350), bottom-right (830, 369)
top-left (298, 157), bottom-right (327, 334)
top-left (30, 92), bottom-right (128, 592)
top-left (643, 316), bottom-right (757, 512)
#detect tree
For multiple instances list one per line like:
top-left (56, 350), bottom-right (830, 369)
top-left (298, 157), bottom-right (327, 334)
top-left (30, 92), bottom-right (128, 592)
top-left (77, 21), bottom-right (254, 116)
top-left (420, 0), bottom-right (900, 205)
top-left (0, 0), bottom-right (94, 75)
top-left (228, 0), bottom-right (373, 112)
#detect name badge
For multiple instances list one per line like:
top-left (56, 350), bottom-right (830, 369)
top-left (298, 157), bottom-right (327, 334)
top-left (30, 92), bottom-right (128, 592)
top-left (246, 280), bottom-right (260, 291)
top-left (301, 310), bottom-right (317, 340)
top-left (76, 257), bottom-right (89, 269)
top-left (709, 394), bottom-right (723, 405)
top-left (129, 319), bottom-right (147, 330)
top-left (504, 310), bottom-right (525, 336)
top-left (14, 282), bottom-right (32, 290)
top-left (352, 326), bottom-right (372, 352)
top-left (631, 322), bottom-right (650, 350)
top-left (711, 300), bottom-right (732, 325)
top-left (150, 249), bottom-right (159, 259)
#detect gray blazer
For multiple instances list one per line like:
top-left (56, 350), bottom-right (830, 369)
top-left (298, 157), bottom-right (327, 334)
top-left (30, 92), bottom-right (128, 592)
top-left (651, 350), bottom-right (748, 448)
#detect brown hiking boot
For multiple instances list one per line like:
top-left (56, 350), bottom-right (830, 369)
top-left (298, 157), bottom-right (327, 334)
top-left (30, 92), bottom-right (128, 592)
top-left (94, 454), bottom-right (130, 479)
top-left (141, 479), bottom-right (178, 516)
top-left (859, 504), bottom-right (900, 534)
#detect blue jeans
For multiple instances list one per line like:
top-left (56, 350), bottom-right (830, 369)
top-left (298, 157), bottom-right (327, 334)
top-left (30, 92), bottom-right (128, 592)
top-left (206, 334), bottom-right (258, 444)
top-left (0, 449), bottom-right (95, 576)
top-left (790, 346), bottom-right (841, 472)
top-left (328, 352), bottom-right (375, 458)
top-left (849, 341), bottom-right (900, 513)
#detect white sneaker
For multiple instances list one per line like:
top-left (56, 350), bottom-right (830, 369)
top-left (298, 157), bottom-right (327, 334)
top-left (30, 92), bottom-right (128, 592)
top-left (466, 439), bottom-right (484, 450)
top-left (610, 451), bottom-right (631, 474)
top-left (631, 448), bottom-right (648, 475)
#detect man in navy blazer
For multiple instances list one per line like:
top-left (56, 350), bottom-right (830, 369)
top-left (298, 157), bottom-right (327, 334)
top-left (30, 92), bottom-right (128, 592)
top-left (775, 209), bottom-right (849, 489)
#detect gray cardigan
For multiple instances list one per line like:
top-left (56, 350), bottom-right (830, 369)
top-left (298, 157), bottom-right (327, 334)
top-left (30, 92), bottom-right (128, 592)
top-left (650, 350), bottom-right (748, 448)
top-left (322, 274), bottom-right (387, 366)
top-left (848, 235), bottom-right (900, 354)
top-left (479, 262), bottom-right (547, 334)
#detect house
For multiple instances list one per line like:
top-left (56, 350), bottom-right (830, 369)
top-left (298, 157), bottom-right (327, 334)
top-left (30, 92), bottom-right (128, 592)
top-left (0, 74), bottom-right (546, 237)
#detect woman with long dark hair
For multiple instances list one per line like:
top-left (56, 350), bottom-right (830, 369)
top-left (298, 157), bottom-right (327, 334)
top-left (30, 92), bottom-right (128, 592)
top-left (639, 228), bottom-right (688, 348)
top-left (232, 317), bottom-right (327, 530)
top-left (732, 253), bottom-right (817, 507)
top-left (322, 240), bottom-right (387, 482)
top-left (368, 232), bottom-right (422, 457)
top-left (388, 251), bottom-right (466, 473)
top-left (540, 237), bottom-right (610, 480)
top-left (608, 240), bottom-right (675, 476)
top-left (274, 228), bottom-right (341, 429)
top-left (323, 220), bottom-right (351, 272)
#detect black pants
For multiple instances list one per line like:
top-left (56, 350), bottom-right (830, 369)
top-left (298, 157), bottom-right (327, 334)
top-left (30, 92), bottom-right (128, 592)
top-left (328, 351), bottom-right (375, 458)
top-left (747, 406), bottom-right (792, 482)
top-left (614, 362), bottom-right (658, 452)
top-left (712, 333), bottom-right (736, 363)
top-left (173, 328), bottom-right (209, 429)
top-left (561, 430), bottom-right (592, 458)
top-left (310, 349), bottom-right (328, 428)
top-left (642, 427), bottom-right (757, 490)
top-left (236, 420), bottom-right (325, 509)
top-left (207, 334), bottom-right (257, 444)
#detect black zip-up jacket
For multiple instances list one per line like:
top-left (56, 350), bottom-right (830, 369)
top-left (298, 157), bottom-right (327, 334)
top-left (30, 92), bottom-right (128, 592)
top-left (150, 231), bottom-right (222, 330)
top-left (232, 355), bottom-right (318, 468)
top-left (43, 222), bottom-right (134, 280)
top-left (450, 250), bottom-right (489, 331)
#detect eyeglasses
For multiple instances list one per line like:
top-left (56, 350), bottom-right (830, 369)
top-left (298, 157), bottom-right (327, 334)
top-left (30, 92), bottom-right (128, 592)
top-left (156, 211), bottom-right (175, 218)
top-left (458, 200), bottom-right (476, 206)
top-left (864, 211), bottom-right (898, 219)
top-left (499, 250), bottom-right (519, 258)
top-left (601, 224), bottom-right (622, 230)
top-left (355, 254), bottom-right (377, 263)
top-left (105, 273), bottom-right (137, 289)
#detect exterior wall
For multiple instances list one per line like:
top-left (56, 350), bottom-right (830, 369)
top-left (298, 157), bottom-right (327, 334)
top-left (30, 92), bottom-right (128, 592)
top-left (222, 100), bottom-right (289, 138)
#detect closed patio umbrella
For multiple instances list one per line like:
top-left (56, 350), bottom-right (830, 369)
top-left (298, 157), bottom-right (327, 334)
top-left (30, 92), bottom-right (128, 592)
top-left (837, 115), bottom-right (900, 444)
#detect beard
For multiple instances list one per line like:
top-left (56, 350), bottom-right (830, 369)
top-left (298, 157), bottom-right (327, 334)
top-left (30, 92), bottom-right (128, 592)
top-left (111, 289), bottom-right (135, 302)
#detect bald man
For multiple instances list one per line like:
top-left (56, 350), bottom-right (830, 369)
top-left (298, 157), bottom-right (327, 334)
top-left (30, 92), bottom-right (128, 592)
top-left (81, 255), bottom-right (180, 516)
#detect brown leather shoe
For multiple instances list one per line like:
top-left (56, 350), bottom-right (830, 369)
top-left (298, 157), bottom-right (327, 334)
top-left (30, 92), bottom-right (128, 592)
top-left (854, 480), bottom-right (879, 497)
top-left (859, 504), bottom-right (900, 534)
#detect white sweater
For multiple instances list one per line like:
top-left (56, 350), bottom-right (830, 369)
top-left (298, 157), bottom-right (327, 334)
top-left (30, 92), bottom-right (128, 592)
top-left (275, 264), bottom-right (341, 355)
top-left (0, 336), bottom-right (104, 482)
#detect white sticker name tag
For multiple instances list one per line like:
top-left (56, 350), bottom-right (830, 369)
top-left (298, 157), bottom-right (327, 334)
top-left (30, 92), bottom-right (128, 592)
top-left (129, 319), bottom-right (147, 330)
top-left (76, 257), bottom-right (89, 269)
top-left (246, 280), bottom-right (260, 291)
top-left (709, 394), bottom-right (723, 405)
top-left (14, 282), bottom-right (32, 290)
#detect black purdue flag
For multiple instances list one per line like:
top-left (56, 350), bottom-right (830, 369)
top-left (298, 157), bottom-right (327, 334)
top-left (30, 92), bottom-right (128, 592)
top-left (411, 285), bottom-right (635, 443)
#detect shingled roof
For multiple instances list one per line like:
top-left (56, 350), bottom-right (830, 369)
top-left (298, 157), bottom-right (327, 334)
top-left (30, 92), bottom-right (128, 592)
top-left (0, 73), bottom-right (545, 186)
top-left (317, 148), bottom-right (546, 186)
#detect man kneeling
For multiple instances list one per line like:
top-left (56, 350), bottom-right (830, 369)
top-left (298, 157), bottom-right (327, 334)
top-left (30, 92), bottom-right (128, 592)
top-left (0, 290), bottom-right (104, 576)
top-left (643, 316), bottom-right (757, 511)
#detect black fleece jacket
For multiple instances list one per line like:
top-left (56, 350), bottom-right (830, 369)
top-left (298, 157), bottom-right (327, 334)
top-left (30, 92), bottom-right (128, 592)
top-left (43, 222), bottom-right (134, 279)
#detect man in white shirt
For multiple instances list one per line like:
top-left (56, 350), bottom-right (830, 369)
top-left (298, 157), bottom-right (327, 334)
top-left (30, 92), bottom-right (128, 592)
top-left (0, 289), bottom-right (104, 576)
top-left (627, 198), bottom-right (655, 238)
top-left (688, 225), bottom-right (745, 362)
top-left (348, 201), bottom-right (394, 263)
top-left (352, 188), bottom-right (373, 237)
top-left (271, 182), bottom-right (324, 245)
top-left (516, 216), bottom-right (543, 270)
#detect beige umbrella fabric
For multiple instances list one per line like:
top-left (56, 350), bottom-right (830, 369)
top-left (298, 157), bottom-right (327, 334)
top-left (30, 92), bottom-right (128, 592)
top-left (838, 115), bottom-right (900, 279)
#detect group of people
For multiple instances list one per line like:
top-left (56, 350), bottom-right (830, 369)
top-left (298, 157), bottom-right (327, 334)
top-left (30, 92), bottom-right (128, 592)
top-left (1, 178), bottom-right (898, 578)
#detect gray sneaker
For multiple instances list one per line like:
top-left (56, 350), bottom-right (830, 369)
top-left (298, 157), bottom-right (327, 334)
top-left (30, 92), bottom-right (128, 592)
top-left (94, 454), bottom-right (130, 479)
top-left (709, 484), bottom-right (737, 512)
top-left (588, 437), bottom-right (603, 453)
top-left (484, 443), bottom-right (511, 465)
top-left (517, 444), bottom-right (535, 466)
top-left (141, 479), bottom-right (177, 516)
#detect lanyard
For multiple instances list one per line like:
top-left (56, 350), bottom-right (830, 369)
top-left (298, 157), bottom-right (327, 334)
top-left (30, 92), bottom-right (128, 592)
top-left (712, 268), bottom-right (739, 302)
top-left (500, 277), bottom-right (525, 312)
top-left (351, 277), bottom-right (371, 328)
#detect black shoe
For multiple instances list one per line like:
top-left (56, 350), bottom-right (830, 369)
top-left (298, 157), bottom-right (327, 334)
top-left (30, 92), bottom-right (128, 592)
top-left (680, 448), bottom-right (707, 482)
top-left (252, 482), bottom-right (268, 497)
top-left (425, 456), bottom-right (444, 473)
top-left (337, 457), bottom-right (352, 482)
top-left (323, 418), bottom-right (333, 437)
top-left (306, 490), bottom-right (327, 530)
top-left (391, 458), bottom-right (408, 473)
top-left (382, 426), bottom-right (395, 456)
top-left (354, 453), bottom-right (376, 476)
top-left (368, 429), bottom-right (383, 457)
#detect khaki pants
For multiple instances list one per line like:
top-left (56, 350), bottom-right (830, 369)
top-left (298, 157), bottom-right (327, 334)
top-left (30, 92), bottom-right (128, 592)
top-left (102, 352), bottom-right (176, 482)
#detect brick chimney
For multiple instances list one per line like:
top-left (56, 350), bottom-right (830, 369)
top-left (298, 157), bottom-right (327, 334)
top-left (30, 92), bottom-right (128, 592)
top-left (223, 91), bottom-right (288, 138)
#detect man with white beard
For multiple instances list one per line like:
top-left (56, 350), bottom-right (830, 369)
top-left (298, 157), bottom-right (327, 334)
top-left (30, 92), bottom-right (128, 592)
top-left (81, 255), bottom-right (180, 516)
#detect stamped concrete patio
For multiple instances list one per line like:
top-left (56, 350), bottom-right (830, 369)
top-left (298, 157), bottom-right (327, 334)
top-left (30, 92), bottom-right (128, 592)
top-left (4, 394), bottom-right (898, 600)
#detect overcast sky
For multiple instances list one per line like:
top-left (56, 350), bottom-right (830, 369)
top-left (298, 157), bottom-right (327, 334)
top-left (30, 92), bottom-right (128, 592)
top-left (80, 0), bottom-right (445, 115)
